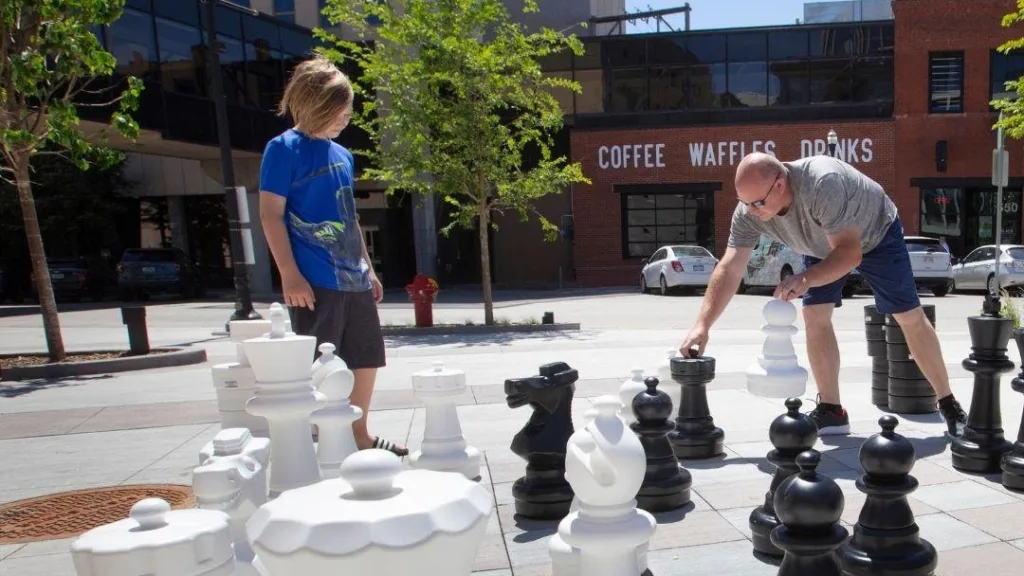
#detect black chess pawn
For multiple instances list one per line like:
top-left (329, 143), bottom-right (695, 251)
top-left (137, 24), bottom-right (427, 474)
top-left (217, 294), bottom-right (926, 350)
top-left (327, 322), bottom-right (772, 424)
top-left (505, 361), bottom-right (577, 519)
top-left (668, 351), bottom-right (725, 459)
top-left (631, 376), bottom-right (692, 512)
top-left (749, 397), bottom-right (818, 557)
top-left (838, 416), bottom-right (937, 576)
top-left (770, 450), bottom-right (848, 576)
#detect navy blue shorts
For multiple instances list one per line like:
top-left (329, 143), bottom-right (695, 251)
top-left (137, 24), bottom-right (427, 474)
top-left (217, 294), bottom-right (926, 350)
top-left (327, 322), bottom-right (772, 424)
top-left (801, 216), bottom-right (920, 315)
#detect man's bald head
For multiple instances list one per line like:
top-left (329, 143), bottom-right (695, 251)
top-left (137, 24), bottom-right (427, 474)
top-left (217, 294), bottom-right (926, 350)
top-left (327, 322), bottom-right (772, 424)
top-left (735, 152), bottom-right (784, 191)
top-left (734, 152), bottom-right (790, 220)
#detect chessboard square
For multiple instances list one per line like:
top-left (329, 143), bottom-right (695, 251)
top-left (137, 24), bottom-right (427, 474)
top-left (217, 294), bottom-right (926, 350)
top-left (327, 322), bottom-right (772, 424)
top-left (914, 513), bottom-right (1000, 551)
top-left (472, 532), bottom-right (512, 572)
top-left (648, 510), bottom-right (747, 550)
top-left (693, 477), bottom-right (775, 511)
top-left (646, 540), bottom-right (778, 576)
top-left (839, 492), bottom-right (939, 525)
top-left (934, 542), bottom-right (1024, 576)
top-left (482, 449), bottom-right (527, 484)
top-left (504, 530), bottom-right (555, 569)
top-left (905, 458), bottom-right (969, 486)
top-left (496, 503), bottom-right (560, 535)
top-left (950, 502), bottom-right (1024, 541)
top-left (913, 480), bottom-right (1020, 512)
top-left (717, 506), bottom-right (759, 540)
top-left (683, 448), bottom-right (768, 486)
top-left (1011, 538), bottom-right (1024, 552)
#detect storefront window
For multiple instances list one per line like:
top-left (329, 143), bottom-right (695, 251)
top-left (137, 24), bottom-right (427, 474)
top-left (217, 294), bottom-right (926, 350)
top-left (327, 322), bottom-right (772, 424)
top-left (622, 193), bottom-right (714, 258)
top-left (920, 188), bottom-right (963, 238)
top-left (920, 187), bottom-right (1022, 257)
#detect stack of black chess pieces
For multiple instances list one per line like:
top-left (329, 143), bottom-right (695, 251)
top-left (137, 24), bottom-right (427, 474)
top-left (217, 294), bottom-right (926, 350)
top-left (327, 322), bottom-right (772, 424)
top-left (864, 304), bottom-right (939, 414)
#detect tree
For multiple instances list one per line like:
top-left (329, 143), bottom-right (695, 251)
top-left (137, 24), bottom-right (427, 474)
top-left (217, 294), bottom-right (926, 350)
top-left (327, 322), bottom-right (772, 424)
top-left (993, 2), bottom-right (1024, 136)
top-left (319, 0), bottom-right (590, 325)
top-left (1, 1), bottom-right (142, 360)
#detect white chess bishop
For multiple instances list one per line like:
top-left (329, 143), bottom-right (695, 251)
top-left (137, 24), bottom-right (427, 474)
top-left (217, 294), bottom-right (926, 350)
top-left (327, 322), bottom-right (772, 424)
top-left (746, 298), bottom-right (808, 398)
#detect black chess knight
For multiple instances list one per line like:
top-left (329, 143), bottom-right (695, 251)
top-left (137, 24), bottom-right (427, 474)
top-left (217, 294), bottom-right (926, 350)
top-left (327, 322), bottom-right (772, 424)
top-left (505, 361), bottom-right (577, 519)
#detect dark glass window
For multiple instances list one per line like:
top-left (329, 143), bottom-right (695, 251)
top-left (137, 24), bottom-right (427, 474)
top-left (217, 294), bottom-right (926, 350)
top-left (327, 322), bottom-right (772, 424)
top-left (647, 37), bottom-right (689, 65)
top-left (991, 49), bottom-right (1024, 102)
top-left (689, 62), bottom-right (727, 108)
top-left (622, 193), bottom-right (715, 258)
top-left (810, 26), bottom-right (854, 58)
top-left (281, 26), bottom-right (313, 56)
top-left (769, 60), bottom-right (809, 106)
top-left (809, 58), bottom-right (854, 104)
top-left (126, 0), bottom-right (151, 10)
top-left (728, 32), bottom-right (767, 62)
top-left (218, 35), bottom-right (248, 106)
top-left (649, 66), bottom-right (687, 110)
top-left (274, 0), bottom-right (295, 24)
top-left (769, 29), bottom-right (808, 61)
top-left (852, 56), bottom-right (893, 102)
top-left (155, 16), bottom-right (204, 96)
top-left (688, 34), bottom-right (727, 63)
top-left (919, 188), bottom-right (963, 239)
top-left (607, 68), bottom-right (647, 112)
top-left (106, 7), bottom-right (157, 79)
top-left (859, 24), bottom-right (894, 55)
top-left (201, 4), bottom-right (243, 38)
top-left (727, 62), bottom-right (768, 107)
top-left (244, 15), bottom-right (281, 51)
top-left (603, 39), bottom-right (646, 67)
top-left (153, 0), bottom-right (199, 25)
top-left (929, 51), bottom-right (963, 113)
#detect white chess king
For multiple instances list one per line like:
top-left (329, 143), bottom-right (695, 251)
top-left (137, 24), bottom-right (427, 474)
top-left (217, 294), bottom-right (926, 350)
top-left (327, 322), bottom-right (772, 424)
top-left (746, 298), bottom-right (808, 398)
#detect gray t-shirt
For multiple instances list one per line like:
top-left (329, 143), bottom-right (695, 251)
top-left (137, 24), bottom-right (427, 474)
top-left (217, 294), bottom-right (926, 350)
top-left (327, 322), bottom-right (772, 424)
top-left (727, 156), bottom-right (897, 259)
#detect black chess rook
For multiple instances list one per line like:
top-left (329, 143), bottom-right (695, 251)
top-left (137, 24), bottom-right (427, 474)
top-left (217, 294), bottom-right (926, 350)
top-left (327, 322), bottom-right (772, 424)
top-left (864, 305), bottom-right (889, 408)
top-left (668, 353), bottom-right (724, 460)
top-left (770, 450), bottom-right (847, 576)
top-left (749, 397), bottom-right (818, 557)
top-left (631, 376), bottom-right (692, 512)
top-left (837, 416), bottom-right (938, 576)
top-left (952, 313), bottom-right (1015, 474)
top-left (1001, 331), bottom-right (1024, 491)
top-left (885, 308), bottom-right (937, 415)
top-left (505, 361), bottom-right (577, 519)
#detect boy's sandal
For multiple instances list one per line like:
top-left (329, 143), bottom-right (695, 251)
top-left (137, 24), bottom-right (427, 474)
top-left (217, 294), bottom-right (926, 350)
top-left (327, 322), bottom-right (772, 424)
top-left (372, 436), bottom-right (409, 457)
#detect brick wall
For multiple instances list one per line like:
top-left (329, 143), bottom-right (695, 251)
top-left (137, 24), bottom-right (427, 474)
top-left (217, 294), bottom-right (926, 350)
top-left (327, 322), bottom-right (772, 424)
top-left (570, 121), bottom-right (896, 286)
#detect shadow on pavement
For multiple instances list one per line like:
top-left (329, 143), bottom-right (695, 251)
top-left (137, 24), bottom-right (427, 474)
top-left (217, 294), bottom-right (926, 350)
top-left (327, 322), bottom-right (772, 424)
top-left (0, 374), bottom-right (111, 397)
top-left (383, 328), bottom-right (594, 348)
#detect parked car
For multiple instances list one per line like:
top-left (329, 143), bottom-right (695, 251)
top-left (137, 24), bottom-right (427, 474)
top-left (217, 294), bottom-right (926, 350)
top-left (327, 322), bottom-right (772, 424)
top-left (117, 247), bottom-right (206, 301)
top-left (952, 244), bottom-right (1024, 294)
top-left (640, 245), bottom-right (718, 296)
top-left (739, 234), bottom-right (806, 293)
top-left (903, 236), bottom-right (953, 296)
top-left (43, 256), bottom-right (116, 302)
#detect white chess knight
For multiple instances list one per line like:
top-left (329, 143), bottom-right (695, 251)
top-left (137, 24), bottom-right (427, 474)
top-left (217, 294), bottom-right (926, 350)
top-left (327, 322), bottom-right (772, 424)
top-left (242, 303), bottom-right (326, 495)
top-left (409, 361), bottom-right (481, 481)
top-left (310, 364), bottom-right (362, 478)
top-left (555, 395), bottom-right (656, 576)
top-left (746, 298), bottom-right (808, 398)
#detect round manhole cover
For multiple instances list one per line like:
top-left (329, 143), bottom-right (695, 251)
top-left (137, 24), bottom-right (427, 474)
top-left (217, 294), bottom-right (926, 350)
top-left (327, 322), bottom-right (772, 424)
top-left (0, 484), bottom-right (194, 544)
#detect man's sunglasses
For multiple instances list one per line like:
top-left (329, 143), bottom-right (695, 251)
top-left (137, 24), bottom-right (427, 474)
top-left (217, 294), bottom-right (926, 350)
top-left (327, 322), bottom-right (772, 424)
top-left (740, 172), bottom-right (780, 209)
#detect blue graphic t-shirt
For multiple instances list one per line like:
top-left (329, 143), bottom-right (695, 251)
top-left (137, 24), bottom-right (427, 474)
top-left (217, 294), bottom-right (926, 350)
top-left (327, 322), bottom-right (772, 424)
top-left (259, 128), bottom-right (370, 292)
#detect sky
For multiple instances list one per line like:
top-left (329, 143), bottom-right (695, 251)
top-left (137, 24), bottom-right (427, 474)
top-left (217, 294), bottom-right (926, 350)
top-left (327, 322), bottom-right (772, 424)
top-left (623, 0), bottom-right (813, 33)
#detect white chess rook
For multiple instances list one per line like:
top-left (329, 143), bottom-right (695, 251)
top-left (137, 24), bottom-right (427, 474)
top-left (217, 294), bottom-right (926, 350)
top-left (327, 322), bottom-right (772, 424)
top-left (557, 396), bottom-right (656, 576)
top-left (746, 299), bottom-right (808, 398)
top-left (410, 361), bottom-right (481, 480)
top-left (311, 365), bottom-right (362, 478)
top-left (619, 367), bottom-right (647, 425)
top-left (243, 303), bottom-right (326, 495)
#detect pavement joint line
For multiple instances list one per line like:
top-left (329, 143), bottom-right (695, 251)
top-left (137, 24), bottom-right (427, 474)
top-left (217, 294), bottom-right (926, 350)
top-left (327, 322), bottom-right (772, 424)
top-left (121, 422), bottom-right (218, 486)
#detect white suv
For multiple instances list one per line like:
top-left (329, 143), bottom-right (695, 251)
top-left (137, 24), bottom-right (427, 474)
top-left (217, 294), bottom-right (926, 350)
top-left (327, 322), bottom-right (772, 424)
top-left (903, 236), bottom-right (953, 297)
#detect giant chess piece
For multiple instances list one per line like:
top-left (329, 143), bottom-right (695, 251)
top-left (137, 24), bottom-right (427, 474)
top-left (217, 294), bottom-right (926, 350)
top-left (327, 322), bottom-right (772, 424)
top-left (632, 376), bottom-right (691, 512)
top-left (506, 361), bottom-right (578, 519)
top-left (885, 308), bottom-right (938, 414)
top-left (558, 395), bottom-right (657, 576)
top-left (1001, 328), bottom-right (1024, 490)
top-left (952, 307), bottom-right (1015, 473)
top-left (747, 299), bottom-right (808, 398)
top-left (209, 316), bottom-right (288, 438)
top-left (668, 350), bottom-right (725, 459)
top-left (310, 365), bottom-right (362, 479)
top-left (620, 367), bottom-right (647, 425)
top-left (749, 397), bottom-right (818, 557)
top-left (770, 450), bottom-right (847, 576)
top-left (410, 361), bottom-right (482, 481)
top-left (864, 305), bottom-right (889, 408)
top-left (310, 342), bottom-right (346, 388)
top-left (243, 303), bottom-right (327, 495)
top-left (837, 416), bottom-right (937, 576)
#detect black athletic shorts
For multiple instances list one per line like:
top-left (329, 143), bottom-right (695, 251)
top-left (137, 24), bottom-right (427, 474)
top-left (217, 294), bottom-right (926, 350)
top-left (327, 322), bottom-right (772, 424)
top-left (288, 286), bottom-right (386, 370)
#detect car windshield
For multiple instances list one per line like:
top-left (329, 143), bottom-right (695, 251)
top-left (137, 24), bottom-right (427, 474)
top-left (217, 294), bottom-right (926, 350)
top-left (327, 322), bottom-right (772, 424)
top-left (1006, 247), bottom-right (1024, 260)
top-left (122, 250), bottom-right (177, 263)
top-left (671, 246), bottom-right (711, 258)
top-left (905, 239), bottom-right (943, 252)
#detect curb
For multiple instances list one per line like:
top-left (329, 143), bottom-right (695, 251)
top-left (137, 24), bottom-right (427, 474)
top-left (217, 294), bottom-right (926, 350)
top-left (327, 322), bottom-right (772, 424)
top-left (381, 322), bottom-right (581, 337)
top-left (0, 347), bottom-right (208, 381)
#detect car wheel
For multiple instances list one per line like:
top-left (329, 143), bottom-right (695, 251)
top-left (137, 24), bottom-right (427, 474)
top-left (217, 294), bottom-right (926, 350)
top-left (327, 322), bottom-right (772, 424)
top-left (737, 280), bottom-right (747, 295)
top-left (660, 275), bottom-right (669, 296)
top-left (640, 276), bottom-right (648, 294)
top-left (932, 283), bottom-right (949, 297)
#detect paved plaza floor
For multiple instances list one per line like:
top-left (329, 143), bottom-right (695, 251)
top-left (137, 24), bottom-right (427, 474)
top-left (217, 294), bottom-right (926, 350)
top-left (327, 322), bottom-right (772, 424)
top-left (2, 288), bottom-right (1024, 575)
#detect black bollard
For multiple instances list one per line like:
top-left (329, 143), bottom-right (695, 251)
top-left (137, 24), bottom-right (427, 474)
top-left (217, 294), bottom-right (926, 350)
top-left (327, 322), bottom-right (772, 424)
top-left (668, 352), bottom-right (724, 460)
top-left (749, 397), bottom-right (819, 557)
top-left (770, 450), bottom-right (847, 576)
top-left (864, 305), bottom-right (888, 407)
top-left (631, 376), bottom-right (692, 512)
top-left (505, 361), bottom-right (577, 519)
top-left (121, 305), bottom-right (150, 355)
top-left (951, 311), bottom-right (1015, 473)
top-left (885, 309), bottom-right (937, 415)
top-left (1001, 328), bottom-right (1024, 491)
top-left (837, 416), bottom-right (938, 576)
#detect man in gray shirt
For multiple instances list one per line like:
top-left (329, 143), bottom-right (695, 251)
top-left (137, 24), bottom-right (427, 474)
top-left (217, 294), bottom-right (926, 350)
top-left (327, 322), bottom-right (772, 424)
top-left (678, 152), bottom-right (967, 437)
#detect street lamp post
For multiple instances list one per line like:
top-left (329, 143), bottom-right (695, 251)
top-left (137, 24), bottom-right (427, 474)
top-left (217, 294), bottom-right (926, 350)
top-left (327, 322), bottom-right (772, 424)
top-left (827, 128), bottom-right (838, 157)
top-left (202, 0), bottom-right (261, 327)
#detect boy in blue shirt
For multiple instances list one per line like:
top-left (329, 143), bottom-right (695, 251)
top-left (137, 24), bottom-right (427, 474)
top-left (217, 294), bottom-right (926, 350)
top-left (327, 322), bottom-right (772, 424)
top-left (259, 56), bottom-right (407, 456)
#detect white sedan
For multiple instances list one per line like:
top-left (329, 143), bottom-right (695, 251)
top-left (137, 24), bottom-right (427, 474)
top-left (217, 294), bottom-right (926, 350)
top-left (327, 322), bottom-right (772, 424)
top-left (640, 245), bottom-right (718, 296)
top-left (952, 244), bottom-right (1024, 293)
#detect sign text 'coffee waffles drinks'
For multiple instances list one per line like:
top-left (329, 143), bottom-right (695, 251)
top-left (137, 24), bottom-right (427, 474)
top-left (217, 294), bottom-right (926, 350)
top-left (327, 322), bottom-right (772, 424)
top-left (596, 137), bottom-right (876, 169)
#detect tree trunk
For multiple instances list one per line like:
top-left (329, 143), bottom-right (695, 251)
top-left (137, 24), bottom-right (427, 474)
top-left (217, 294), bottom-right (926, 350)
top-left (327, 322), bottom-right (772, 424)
top-left (15, 155), bottom-right (66, 361)
top-left (477, 191), bottom-right (494, 326)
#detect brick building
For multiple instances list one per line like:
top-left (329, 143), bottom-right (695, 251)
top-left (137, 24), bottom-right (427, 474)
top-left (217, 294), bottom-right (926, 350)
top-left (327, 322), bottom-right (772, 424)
top-left (563, 0), bottom-right (1024, 287)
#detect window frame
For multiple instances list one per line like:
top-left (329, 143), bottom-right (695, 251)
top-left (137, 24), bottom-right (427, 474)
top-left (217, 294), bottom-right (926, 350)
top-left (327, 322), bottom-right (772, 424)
top-left (619, 191), bottom-right (715, 259)
top-left (927, 50), bottom-right (965, 114)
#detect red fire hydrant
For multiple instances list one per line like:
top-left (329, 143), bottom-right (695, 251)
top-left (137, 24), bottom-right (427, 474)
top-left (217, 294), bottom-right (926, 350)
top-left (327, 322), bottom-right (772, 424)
top-left (405, 274), bottom-right (440, 328)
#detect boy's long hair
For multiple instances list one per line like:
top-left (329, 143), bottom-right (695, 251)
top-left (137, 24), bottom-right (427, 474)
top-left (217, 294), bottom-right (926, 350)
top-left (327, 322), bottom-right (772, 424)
top-left (278, 56), bottom-right (353, 137)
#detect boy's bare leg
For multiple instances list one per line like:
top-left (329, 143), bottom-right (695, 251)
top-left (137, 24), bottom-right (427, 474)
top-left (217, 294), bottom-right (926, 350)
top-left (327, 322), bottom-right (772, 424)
top-left (350, 367), bottom-right (407, 451)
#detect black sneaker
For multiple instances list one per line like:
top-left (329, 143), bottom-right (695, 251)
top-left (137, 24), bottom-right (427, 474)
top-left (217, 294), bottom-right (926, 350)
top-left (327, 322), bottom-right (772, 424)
top-left (940, 400), bottom-right (968, 438)
top-left (807, 399), bottom-right (851, 436)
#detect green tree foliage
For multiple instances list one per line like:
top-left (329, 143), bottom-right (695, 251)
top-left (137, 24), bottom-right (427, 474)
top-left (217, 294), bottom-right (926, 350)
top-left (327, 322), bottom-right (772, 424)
top-left (1, 0), bottom-right (143, 359)
top-left (993, 1), bottom-right (1024, 136)
top-left (318, 0), bottom-right (590, 324)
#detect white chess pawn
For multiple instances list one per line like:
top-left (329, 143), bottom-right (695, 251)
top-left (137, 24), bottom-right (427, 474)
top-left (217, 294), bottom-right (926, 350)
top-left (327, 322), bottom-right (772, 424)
top-left (311, 342), bottom-right (346, 389)
top-left (409, 361), bottom-right (481, 480)
top-left (555, 396), bottom-right (656, 576)
top-left (619, 367), bottom-right (647, 425)
top-left (243, 303), bottom-right (326, 495)
top-left (746, 299), bottom-right (808, 398)
top-left (310, 365), bottom-right (362, 478)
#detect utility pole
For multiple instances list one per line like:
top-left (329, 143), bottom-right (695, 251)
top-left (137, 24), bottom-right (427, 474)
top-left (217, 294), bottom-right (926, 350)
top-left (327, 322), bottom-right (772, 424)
top-left (202, 0), bottom-right (261, 327)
